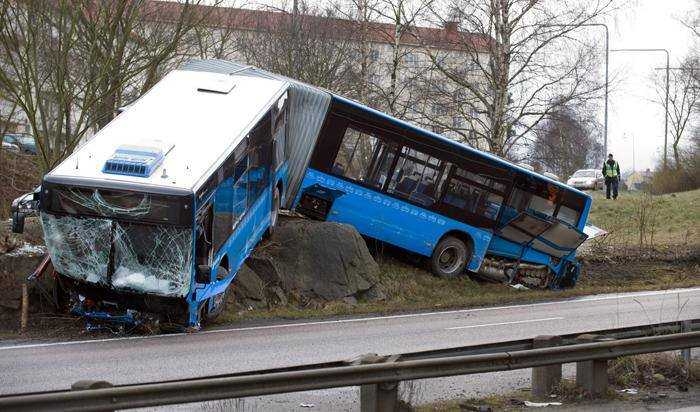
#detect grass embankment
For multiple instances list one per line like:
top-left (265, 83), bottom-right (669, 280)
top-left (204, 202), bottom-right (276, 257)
top-left (217, 189), bottom-right (700, 324)
top-left (587, 189), bottom-right (699, 245)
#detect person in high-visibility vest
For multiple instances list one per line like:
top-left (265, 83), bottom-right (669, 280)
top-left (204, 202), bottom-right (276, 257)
top-left (602, 153), bottom-right (621, 199)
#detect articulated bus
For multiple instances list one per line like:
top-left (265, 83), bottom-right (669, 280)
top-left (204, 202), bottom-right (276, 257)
top-left (14, 59), bottom-right (591, 328)
top-left (292, 102), bottom-right (593, 289)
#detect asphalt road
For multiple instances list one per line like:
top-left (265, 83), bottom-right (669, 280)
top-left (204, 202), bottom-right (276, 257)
top-left (1, 287), bottom-right (699, 410)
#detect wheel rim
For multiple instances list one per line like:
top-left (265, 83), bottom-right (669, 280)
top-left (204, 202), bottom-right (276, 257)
top-left (438, 246), bottom-right (462, 273)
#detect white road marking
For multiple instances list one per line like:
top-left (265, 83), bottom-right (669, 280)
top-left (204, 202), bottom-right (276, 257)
top-left (445, 317), bottom-right (565, 330)
top-left (1, 287), bottom-right (698, 351)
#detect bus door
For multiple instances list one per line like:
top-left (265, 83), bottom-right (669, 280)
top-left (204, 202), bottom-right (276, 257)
top-left (497, 212), bottom-right (588, 259)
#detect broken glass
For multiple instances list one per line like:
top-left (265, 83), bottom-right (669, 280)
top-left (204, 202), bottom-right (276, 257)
top-left (41, 213), bottom-right (112, 284)
top-left (41, 212), bottom-right (193, 297)
top-left (112, 224), bottom-right (192, 297)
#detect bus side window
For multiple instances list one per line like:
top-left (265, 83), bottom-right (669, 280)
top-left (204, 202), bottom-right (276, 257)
top-left (231, 155), bottom-right (248, 227)
top-left (366, 141), bottom-right (397, 189)
top-left (332, 127), bottom-right (378, 182)
top-left (387, 147), bottom-right (442, 207)
top-left (211, 154), bottom-right (249, 253)
top-left (441, 166), bottom-right (503, 220)
top-left (248, 110), bottom-right (273, 204)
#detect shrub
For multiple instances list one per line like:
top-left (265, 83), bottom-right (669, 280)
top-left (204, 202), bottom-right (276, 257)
top-left (0, 151), bottom-right (41, 219)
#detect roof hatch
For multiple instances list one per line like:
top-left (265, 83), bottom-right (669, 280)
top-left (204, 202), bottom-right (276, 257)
top-left (103, 142), bottom-right (173, 178)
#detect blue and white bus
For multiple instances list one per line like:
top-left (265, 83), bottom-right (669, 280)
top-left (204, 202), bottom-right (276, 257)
top-left (15, 60), bottom-right (593, 329)
top-left (25, 62), bottom-right (332, 329)
top-left (292, 96), bottom-right (593, 289)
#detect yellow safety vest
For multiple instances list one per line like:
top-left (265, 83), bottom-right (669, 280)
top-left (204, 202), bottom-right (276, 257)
top-left (604, 161), bottom-right (618, 178)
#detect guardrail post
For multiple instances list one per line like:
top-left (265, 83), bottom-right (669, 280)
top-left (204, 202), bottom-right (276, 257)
top-left (531, 335), bottom-right (562, 398)
top-left (353, 354), bottom-right (400, 412)
top-left (575, 334), bottom-right (610, 396)
top-left (681, 320), bottom-right (692, 364)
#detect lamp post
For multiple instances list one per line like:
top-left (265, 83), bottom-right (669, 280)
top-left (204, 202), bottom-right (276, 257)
top-left (610, 48), bottom-right (670, 169)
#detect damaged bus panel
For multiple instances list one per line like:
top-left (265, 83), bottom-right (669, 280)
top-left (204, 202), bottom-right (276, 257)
top-left (25, 61), bottom-right (332, 329)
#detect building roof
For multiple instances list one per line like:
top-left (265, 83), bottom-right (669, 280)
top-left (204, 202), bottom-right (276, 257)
top-left (149, 1), bottom-right (490, 53)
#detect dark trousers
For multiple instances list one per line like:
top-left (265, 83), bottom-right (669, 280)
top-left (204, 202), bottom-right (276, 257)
top-left (605, 177), bottom-right (619, 199)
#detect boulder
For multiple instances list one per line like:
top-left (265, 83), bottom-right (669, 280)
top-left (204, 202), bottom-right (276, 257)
top-left (228, 264), bottom-right (268, 310)
top-left (243, 218), bottom-right (381, 303)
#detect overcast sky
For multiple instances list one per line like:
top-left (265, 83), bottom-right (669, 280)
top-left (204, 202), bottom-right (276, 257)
top-left (603, 0), bottom-right (697, 172)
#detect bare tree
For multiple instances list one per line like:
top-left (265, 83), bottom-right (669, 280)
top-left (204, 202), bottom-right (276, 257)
top-left (529, 97), bottom-right (603, 179)
top-left (418, 0), bottom-right (615, 158)
top-left (679, 0), bottom-right (700, 40)
top-left (237, 1), bottom-right (361, 95)
top-left (653, 57), bottom-right (700, 168)
top-left (334, 0), bottom-right (381, 103)
top-left (184, 1), bottom-right (247, 61)
top-left (0, 0), bottom-right (210, 171)
top-left (363, 0), bottom-right (435, 117)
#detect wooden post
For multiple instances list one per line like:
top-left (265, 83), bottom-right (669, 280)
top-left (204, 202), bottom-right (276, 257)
top-left (531, 335), bottom-right (563, 398)
top-left (20, 283), bottom-right (29, 334)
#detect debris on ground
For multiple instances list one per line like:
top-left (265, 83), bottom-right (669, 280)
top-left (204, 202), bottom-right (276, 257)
top-left (523, 400), bottom-right (563, 407)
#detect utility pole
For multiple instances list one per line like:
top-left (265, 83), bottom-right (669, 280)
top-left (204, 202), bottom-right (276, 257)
top-left (611, 48), bottom-right (670, 169)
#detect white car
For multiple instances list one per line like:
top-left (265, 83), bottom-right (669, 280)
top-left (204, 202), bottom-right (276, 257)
top-left (566, 169), bottom-right (603, 190)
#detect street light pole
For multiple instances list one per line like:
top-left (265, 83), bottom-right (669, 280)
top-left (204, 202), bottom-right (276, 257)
top-left (610, 48), bottom-right (670, 169)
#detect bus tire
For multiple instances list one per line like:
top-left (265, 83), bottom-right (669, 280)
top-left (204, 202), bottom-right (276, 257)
top-left (265, 187), bottom-right (281, 239)
top-left (430, 236), bottom-right (471, 278)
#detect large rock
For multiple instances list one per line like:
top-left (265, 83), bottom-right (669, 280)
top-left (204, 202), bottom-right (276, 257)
top-left (244, 218), bottom-right (381, 303)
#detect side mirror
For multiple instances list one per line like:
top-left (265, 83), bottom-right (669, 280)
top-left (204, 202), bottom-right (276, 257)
top-left (11, 211), bottom-right (25, 234)
top-left (11, 189), bottom-right (40, 234)
top-left (195, 265), bottom-right (211, 284)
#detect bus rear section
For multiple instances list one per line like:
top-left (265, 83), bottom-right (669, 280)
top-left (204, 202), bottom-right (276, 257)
top-left (294, 95), bottom-right (592, 288)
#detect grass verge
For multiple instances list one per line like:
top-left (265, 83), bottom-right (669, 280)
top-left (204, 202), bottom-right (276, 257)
top-left (216, 244), bottom-right (699, 325)
top-left (415, 355), bottom-right (699, 411)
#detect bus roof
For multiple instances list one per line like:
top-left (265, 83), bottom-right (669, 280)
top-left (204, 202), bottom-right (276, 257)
top-left (46, 68), bottom-right (288, 193)
top-left (331, 94), bottom-right (590, 199)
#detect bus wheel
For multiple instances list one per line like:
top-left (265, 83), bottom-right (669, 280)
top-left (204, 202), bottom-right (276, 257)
top-left (431, 236), bottom-right (471, 278)
top-left (265, 187), bottom-right (281, 239)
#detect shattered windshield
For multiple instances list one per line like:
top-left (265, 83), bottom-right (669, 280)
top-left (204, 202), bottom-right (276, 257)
top-left (44, 184), bottom-right (192, 226)
top-left (41, 213), bottom-right (193, 297)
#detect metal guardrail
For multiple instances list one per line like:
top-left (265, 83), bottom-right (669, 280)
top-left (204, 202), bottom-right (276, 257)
top-left (0, 321), bottom-right (697, 412)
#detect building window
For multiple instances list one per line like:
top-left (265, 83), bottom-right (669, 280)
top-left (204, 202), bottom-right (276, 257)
top-left (369, 49), bottom-right (380, 62)
top-left (404, 52), bottom-right (417, 66)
